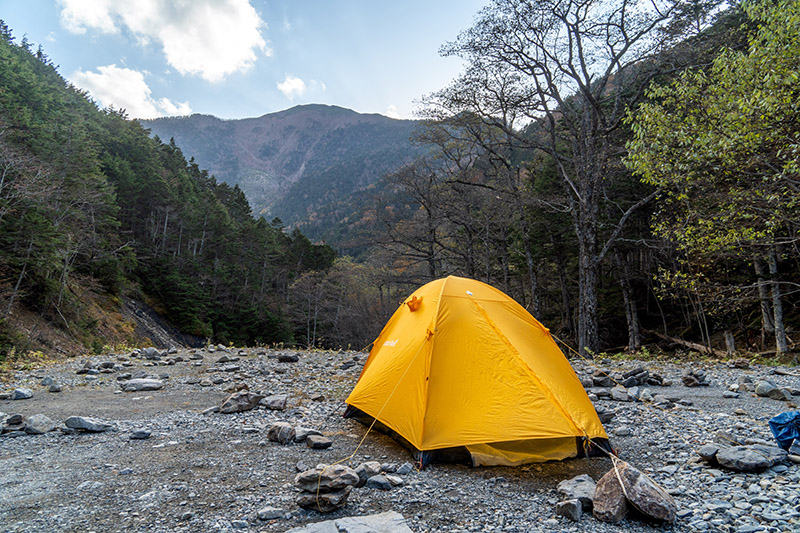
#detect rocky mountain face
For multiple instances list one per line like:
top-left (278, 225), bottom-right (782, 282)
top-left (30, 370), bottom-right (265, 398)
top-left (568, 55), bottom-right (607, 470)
top-left (144, 105), bottom-right (422, 243)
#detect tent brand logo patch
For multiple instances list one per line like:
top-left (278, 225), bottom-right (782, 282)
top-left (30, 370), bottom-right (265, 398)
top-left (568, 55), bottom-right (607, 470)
top-left (383, 339), bottom-right (399, 347)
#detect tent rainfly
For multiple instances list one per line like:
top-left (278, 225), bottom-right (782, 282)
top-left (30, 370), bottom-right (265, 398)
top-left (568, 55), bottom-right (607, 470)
top-left (345, 276), bottom-right (610, 467)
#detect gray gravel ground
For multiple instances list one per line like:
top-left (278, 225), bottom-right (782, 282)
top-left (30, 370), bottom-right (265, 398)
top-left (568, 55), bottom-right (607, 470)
top-left (1, 347), bottom-right (799, 532)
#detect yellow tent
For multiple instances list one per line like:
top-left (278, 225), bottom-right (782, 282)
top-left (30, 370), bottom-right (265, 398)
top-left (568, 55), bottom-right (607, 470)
top-left (345, 275), bottom-right (609, 467)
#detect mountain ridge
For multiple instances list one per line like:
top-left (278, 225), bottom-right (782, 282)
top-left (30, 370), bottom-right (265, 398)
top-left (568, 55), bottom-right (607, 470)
top-left (143, 104), bottom-right (423, 242)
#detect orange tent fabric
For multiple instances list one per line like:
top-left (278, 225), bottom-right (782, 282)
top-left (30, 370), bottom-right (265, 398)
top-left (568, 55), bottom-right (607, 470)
top-left (345, 276), bottom-right (608, 466)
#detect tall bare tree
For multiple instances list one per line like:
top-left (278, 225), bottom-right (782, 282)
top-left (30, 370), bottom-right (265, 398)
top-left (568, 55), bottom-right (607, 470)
top-left (425, 0), bottom-right (713, 354)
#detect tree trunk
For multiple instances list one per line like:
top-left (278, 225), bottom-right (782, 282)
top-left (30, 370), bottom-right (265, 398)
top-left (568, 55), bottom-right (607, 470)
top-left (767, 249), bottom-right (788, 354)
top-left (753, 256), bottom-right (775, 348)
top-left (576, 223), bottom-right (599, 355)
top-left (4, 241), bottom-right (33, 318)
top-left (724, 330), bottom-right (736, 357)
top-left (615, 251), bottom-right (641, 352)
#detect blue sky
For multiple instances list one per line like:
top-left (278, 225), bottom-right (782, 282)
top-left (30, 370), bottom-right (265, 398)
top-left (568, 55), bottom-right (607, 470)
top-left (1, 0), bottom-right (487, 120)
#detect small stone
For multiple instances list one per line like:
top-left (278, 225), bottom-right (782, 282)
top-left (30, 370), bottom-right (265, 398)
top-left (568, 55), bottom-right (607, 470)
top-left (754, 380), bottom-right (776, 397)
top-left (48, 384), bottom-right (62, 393)
top-left (557, 474), bottom-right (596, 511)
top-left (278, 353), bottom-right (299, 363)
top-left (130, 429), bottom-right (151, 440)
top-left (295, 465), bottom-right (359, 492)
top-left (384, 474), bottom-right (404, 486)
top-left (556, 499), bottom-right (582, 521)
top-left (121, 378), bottom-right (164, 392)
top-left (614, 427), bottom-right (632, 437)
top-left (40, 377), bottom-right (54, 386)
top-left (10, 388), bottom-right (33, 400)
top-left (306, 435), bottom-right (332, 449)
top-left (257, 507), bottom-right (283, 520)
top-left (231, 520), bottom-right (248, 529)
top-left (366, 474), bottom-right (392, 490)
top-left (24, 414), bottom-right (56, 434)
top-left (294, 427), bottom-right (323, 443)
top-left (220, 391), bottom-right (265, 414)
top-left (261, 394), bottom-right (287, 411)
top-left (395, 462), bottom-right (414, 475)
top-left (354, 461), bottom-right (382, 487)
top-left (295, 486), bottom-right (351, 513)
top-left (142, 347), bottom-right (161, 360)
top-left (610, 387), bottom-right (630, 402)
top-left (267, 422), bottom-right (295, 444)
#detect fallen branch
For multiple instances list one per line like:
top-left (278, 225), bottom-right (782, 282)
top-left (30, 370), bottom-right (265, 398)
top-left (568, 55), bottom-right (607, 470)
top-left (644, 329), bottom-right (728, 358)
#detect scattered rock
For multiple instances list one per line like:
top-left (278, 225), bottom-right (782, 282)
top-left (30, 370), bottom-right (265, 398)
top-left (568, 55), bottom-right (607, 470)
top-left (295, 465), bottom-right (358, 513)
top-left (48, 384), bottom-right (62, 393)
top-left (557, 474), bottom-right (596, 511)
top-left (64, 416), bottom-right (113, 433)
top-left (615, 461), bottom-right (677, 522)
top-left (556, 499), bottom-right (582, 521)
top-left (366, 474), bottom-right (393, 490)
top-left (130, 429), bottom-right (152, 440)
top-left (395, 462), bottom-right (414, 475)
top-left (306, 435), bottom-right (332, 449)
top-left (142, 347), bottom-right (161, 360)
top-left (121, 378), bottom-right (164, 392)
top-left (261, 394), bottom-right (288, 411)
top-left (257, 507), bottom-right (284, 521)
top-left (278, 353), bottom-right (299, 363)
top-left (219, 391), bottom-right (265, 414)
top-left (267, 422), bottom-right (295, 444)
top-left (24, 414), bottom-right (56, 434)
top-left (715, 444), bottom-right (788, 472)
top-left (10, 388), bottom-right (33, 400)
top-left (682, 369), bottom-right (710, 387)
top-left (593, 468), bottom-right (628, 523)
top-left (354, 461), bottom-right (382, 487)
top-left (294, 427), bottom-right (323, 443)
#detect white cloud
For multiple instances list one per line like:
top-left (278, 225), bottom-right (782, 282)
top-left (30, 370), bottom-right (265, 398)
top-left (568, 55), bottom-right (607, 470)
top-left (277, 75), bottom-right (306, 100)
top-left (58, 0), bottom-right (118, 34)
top-left (71, 64), bottom-right (191, 119)
top-left (57, 0), bottom-right (269, 82)
top-left (384, 105), bottom-right (402, 119)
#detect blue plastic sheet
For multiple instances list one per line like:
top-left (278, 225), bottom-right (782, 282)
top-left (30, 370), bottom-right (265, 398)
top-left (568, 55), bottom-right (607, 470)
top-left (768, 411), bottom-right (800, 451)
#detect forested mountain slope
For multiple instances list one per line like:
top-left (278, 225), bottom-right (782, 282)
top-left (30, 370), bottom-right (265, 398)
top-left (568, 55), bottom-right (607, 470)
top-left (0, 23), bottom-right (335, 357)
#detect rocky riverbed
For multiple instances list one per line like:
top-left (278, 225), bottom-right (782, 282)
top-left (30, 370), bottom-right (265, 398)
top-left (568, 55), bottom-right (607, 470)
top-left (1, 347), bottom-right (799, 532)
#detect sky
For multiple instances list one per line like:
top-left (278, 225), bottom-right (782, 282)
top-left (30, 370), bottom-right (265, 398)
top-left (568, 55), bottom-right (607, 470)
top-left (1, 0), bottom-right (488, 120)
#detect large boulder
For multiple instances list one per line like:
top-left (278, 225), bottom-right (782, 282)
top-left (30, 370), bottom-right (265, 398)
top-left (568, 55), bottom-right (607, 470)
top-left (593, 468), bottom-right (628, 523)
top-left (617, 462), bottom-right (677, 522)
top-left (698, 443), bottom-right (788, 472)
top-left (594, 462), bottom-right (677, 523)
